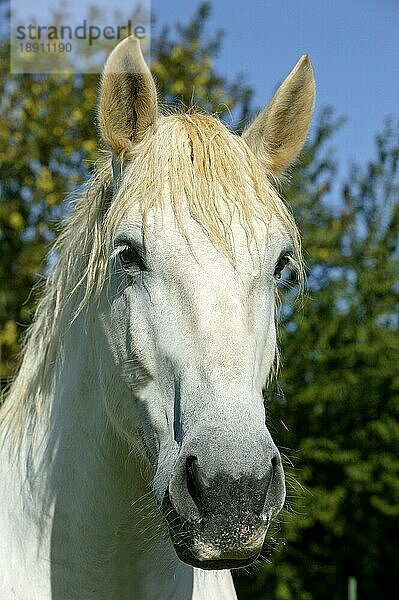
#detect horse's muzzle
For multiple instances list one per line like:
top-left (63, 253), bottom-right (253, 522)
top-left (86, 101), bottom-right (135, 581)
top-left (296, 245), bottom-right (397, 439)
top-left (161, 485), bottom-right (267, 569)
top-left (161, 447), bottom-right (286, 569)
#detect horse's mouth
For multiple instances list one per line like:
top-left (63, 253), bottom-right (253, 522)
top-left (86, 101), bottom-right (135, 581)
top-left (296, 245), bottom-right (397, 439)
top-left (174, 542), bottom-right (261, 570)
top-left (161, 487), bottom-right (267, 570)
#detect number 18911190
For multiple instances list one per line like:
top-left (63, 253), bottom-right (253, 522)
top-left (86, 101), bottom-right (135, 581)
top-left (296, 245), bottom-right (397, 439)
top-left (19, 42), bottom-right (72, 53)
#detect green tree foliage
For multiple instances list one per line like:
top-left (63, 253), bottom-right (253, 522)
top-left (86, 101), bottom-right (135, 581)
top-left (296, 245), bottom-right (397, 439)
top-left (1, 3), bottom-right (398, 599)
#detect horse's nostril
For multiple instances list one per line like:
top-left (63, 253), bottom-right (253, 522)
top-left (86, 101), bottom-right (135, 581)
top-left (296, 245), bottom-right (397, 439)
top-left (185, 456), bottom-right (203, 514)
top-left (271, 455), bottom-right (279, 470)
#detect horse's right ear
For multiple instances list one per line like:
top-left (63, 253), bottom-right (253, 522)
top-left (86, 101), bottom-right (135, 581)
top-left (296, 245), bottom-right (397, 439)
top-left (99, 36), bottom-right (158, 159)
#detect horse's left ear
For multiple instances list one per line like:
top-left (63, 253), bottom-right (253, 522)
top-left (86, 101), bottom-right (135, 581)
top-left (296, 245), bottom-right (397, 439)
top-left (99, 36), bottom-right (158, 159)
top-left (243, 55), bottom-right (315, 176)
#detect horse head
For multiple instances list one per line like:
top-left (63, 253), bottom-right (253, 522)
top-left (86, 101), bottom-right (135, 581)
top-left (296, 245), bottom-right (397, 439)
top-left (98, 36), bottom-right (314, 569)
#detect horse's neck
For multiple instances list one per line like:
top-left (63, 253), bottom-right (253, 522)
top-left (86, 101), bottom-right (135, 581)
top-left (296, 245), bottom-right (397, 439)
top-left (0, 309), bottom-right (236, 599)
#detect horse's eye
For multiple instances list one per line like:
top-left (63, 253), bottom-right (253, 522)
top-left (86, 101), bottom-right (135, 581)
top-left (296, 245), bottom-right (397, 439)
top-left (118, 243), bottom-right (147, 271)
top-left (274, 252), bottom-right (292, 280)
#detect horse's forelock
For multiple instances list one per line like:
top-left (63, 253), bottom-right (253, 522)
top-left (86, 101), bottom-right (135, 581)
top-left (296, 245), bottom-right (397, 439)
top-left (104, 112), bottom-right (303, 274)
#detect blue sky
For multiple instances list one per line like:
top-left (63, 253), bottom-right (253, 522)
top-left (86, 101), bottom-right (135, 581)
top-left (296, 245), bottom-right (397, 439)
top-left (9, 0), bottom-right (399, 185)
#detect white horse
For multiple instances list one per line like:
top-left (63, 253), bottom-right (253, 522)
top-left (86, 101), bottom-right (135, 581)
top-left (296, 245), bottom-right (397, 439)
top-left (0, 37), bottom-right (315, 600)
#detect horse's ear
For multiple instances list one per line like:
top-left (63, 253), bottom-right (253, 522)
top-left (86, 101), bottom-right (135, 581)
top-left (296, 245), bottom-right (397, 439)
top-left (243, 55), bottom-right (315, 176)
top-left (99, 36), bottom-right (157, 159)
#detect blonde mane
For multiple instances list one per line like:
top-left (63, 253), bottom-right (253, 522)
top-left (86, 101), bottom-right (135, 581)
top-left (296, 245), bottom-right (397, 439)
top-left (1, 111), bottom-right (303, 436)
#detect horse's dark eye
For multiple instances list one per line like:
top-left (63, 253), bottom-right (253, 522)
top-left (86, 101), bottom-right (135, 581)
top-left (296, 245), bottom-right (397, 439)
top-left (118, 243), bottom-right (147, 271)
top-left (274, 252), bottom-right (292, 280)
